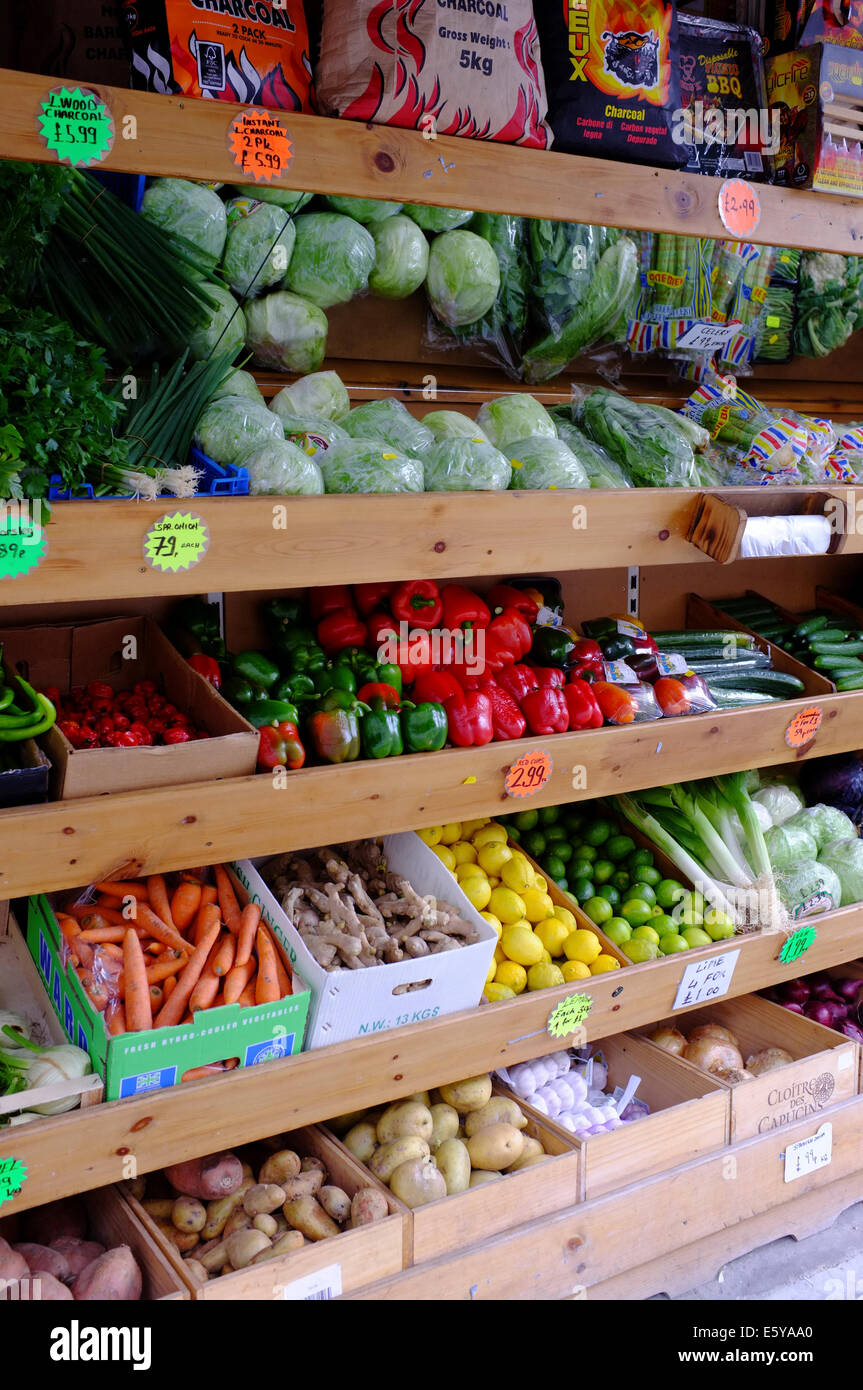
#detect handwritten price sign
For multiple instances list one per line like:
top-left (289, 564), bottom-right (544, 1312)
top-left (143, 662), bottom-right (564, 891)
top-left (228, 110), bottom-right (293, 182)
top-left (38, 87), bottom-right (114, 167)
top-left (505, 749), bottom-right (552, 798)
top-left (779, 926), bottom-right (817, 964)
top-left (0, 1157), bottom-right (27, 1209)
top-left (785, 705), bottom-right (823, 749)
top-left (548, 992), bottom-right (592, 1039)
top-left (143, 513), bottom-right (209, 573)
top-left (718, 179), bottom-right (761, 239)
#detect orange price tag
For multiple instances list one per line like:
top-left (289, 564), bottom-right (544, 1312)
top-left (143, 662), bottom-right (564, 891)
top-left (785, 705), bottom-right (823, 749)
top-left (505, 749), bottom-right (552, 798)
top-left (717, 179), bottom-right (761, 239)
top-left (228, 109), bottom-right (292, 182)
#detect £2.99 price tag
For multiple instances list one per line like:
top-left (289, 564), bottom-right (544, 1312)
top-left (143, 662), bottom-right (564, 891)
top-left (228, 109), bottom-right (293, 182)
top-left (718, 179), bottom-right (761, 238)
top-left (505, 749), bottom-right (552, 798)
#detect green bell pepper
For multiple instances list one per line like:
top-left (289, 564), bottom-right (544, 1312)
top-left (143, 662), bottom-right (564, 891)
top-left (232, 650), bottom-right (281, 688)
top-left (273, 673), bottom-right (316, 704)
top-left (221, 673), bottom-right (268, 707)
top-left (529, 625), bottom-right (576, 669)
top-left (274, 623), bottom-right (316, 655)
top-left (401, 701), bottom-right (448, 752)
top-left (308, 691), bottom-right (368, 763)
top-left (360, 698), bottom-right (404, 758)
top-left (172, 597), bottom-right (221, 642)
top-left (313, 663), bottom-right (356, 696)
top-left (244, 697), bottom-right (300, 729)
top-left (373, 662), bottom-right (402, 696)
top-left (334, 646), bottom-right (377, 680)
top-left (288, 641), bottom-right (327, 675)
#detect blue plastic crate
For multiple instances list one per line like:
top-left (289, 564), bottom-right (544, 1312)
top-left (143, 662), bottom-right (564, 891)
top-left (49, 449), bottom-right (250, 500)
top-left (91, 170), bottom-right (146, 212)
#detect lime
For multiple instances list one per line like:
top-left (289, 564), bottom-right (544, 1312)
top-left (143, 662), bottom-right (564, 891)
top-left (629, 881), bottom-right (656, 906)
top-left (571, 844), bottom-right (598, 864)
top-left (555, 842), bottom-right (574, 863)
top-left (659, 933), bottom-right (690, 955)
top-left (606, 834), bottom-right (636, 862)
top-left (522, 831), bottom-right (547, 859)
top-left (513, 809), bottom-right (539, 831)
top-left (678, 891), bottom-right (705, 928)
top-left (703, 909), bottom-right (736, 942)
top-left (682, 926), bottom-right (713, 949)
top-left (621, 938), bottom-right (659, 963)
top-left (507, 825), bottom-right (522, 842)
top-left (563, 813), bottom-right (586, 837)
top-left (554, 877), bottom-right (568, 891)
top-left (584, 818), bottom-right (613, 847)
top-left (593, 859), bottom-right (615, 885)
top-left (611, 869), bottom-right (632, 893)
top-left (574, 879), bottom-right (595, 904)
top-left (544, 854), bottom-right (567, 882)
top-left (538, 806), bottom-right (560, 827)
top-left (544, 824), bottom-right (567, 844)
top-left (651, 913), bottom-right (680, 937)
top-left (621, 898), bottom-right (653, 928)
top-left (627, 848), bottom-right (654, 873)
top-left (583, 895), bottom-right (614, 926)
top-left (603, 917), bottom-right (632, 946)
top-left (597, 884), bottom-right (620, 907)
top-left (638, 865), bottom-right (662, 887)
top-left (632, 924), bottom-right (660, 946)
top-left (655, 878), bottom-right (687, 910)
top-left (570, 861), bottom-right (593, 885)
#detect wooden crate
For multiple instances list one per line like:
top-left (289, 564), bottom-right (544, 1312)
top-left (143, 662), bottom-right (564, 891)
top-left (687, 592), bottom-right (835, 696)
top-left (123, 1125), bottom-right (407, 1300)
top-left (640, 994), bottom-right (859, 1142)
top-left (0, 1184), bottom-right (188, 1300)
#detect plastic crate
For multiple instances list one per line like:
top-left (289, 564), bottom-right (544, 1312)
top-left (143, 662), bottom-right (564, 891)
top-left (91, 170), bottom-right (146, 212)
top-left (49, 449), bottom-right (250, 500)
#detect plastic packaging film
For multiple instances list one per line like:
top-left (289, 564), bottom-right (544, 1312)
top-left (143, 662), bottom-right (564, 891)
top-left (739, 514), bottom-right (831, 559)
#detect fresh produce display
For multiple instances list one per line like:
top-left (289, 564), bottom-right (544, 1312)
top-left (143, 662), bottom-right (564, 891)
top-left (642, 624), bottom-right (805, 710)
top-left (715, 596), bottom-right (863, 692)
top-left (0, 1013), bottom-right (91, 1121)
top-left (647, 1018), bottom-right (792, 1085)
top-left (332, 1075), bottom-right (554, 1206)
top-left (503, 1048), bottom-right (650, 1135)
top-left (0, 1196), bottom-right (143, 1300)
top-left (46, 678), bottom-right (208, 750)
top-left (763, 972), bottom-right (863, 1044)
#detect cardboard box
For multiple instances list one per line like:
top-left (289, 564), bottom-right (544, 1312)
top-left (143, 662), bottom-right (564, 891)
top-left (766, 0), bottom-right (863, 56)
top-left (767, 43), bottom-right (863, 196)
top-left (26, 871), bottom-right (310, 1102)
top-left (232, 834), bottom-right (498, 1050)
top-left (0, 615), bottom-right (257, 798)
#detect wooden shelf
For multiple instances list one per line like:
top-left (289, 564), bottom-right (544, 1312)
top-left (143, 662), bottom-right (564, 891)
top-left (3, 903), bottom-right (862, 1214)
top-left (4, 68), bottom-right (863, 253)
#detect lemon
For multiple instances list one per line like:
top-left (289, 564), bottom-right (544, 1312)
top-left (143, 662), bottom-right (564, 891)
top-left (486, 957), bottom-right (497, 984)
top-left (452, 841), bottom-right (478, 865)
top-left (480, 911), bottom-right (503, 940)
top-left (590, 954), bottom-right (621, 974)
top-left (563, 929), bottom-right (602, 965)
top-left (527, 961), bottom-right (565, 991)
top-left (495, 960), bottom-right (527, 994)
top-left (561, 959), bottom-right (591, 982)
top-left (487, 876), bottom-right (500, 888)
top-left (494, 942), bottom-right (507, 965)
top-left (533, 874), bottom-right (548, 893)
top-left (552, 905), bottom-right (577, 930)
top-left (456, 861), bottom-right (488, 882)
top-left (417, 826), bottom-right (442, 845)
top-left (535, 917), bottom-right (570, 958)
top-left (477, 842), bottom-right (513, 875)
top-left (460, 818), bottom-right (490, 837)
top-left (632, 924), bottom-right (660, 946)
top-left (521, 888), bottom-right (555, 923)
top-left (431, 844), bottom-right (456, 871)
top-left (500, 854), bottom-right (535, 894)
top-left (501, 922), bottom-right (544, 967)
top-left (461, 876), bottom-right (492, 911)
top-left (473, 824), bottom-right (507, 847)
top-left (439, 822), bottom-right (462, 845)
top-left (489, 887), bottom-right (527, 924)
top-left (484, 982), bottom-right (516, 1003)
top-left (539, 946), bottom-right (552, 964)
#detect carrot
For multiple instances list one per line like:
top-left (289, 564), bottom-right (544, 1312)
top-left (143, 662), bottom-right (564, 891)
top-left (94, 880), bottom-right (149, 900)
top-left (213, 864), bottom-right (242, 932)
top-left (123, 928), bottom-right (152, 1032)
top-left (78, 969), bottom-right (107, 1011)
top-left (105, 999), bottom-right (127, 1035)
top-left (259, 924), bottom-right (292, 998)
top-left (188, 935), bottom-right (223, 1013)
top-left (192, 901), bottom-right (221, 949)
top-left (201, 884), bottom-right (218, 907)
top-left (238, 978), bottom-right (257, 1007)
top-left (96, 943), bottom-right (124, 963)
top-left (79, 926), bottom-right (127, 944)
top-left (222, 956), bottom-right (255, 1005)
top-left (58, 915), bottom-right (82, 959)
top-left (211, 932), bottom-right (236, 978)
top-left (81, 906), bottom-right (128, 929)
top-left (254, 926), bottom-right (280, 1005)
top-left (234, 903), bottom-right (261, 969)
top-left (154, 917), bottom-right (221, 1028)
top-left (149, 985), bottom-right (163, 1009)
top-left (134, 903), bottom-right (188, 955)
top-left (143, 952), bottom-right (188, 986)
top-left (182, 1064), bottom-right (226, 1082)
top-left (163, 975), bottom-right (177, 1001)
top-left (147, 874), bottom-right (175, 931)
top-left (170, 880), bottom-right (201, 931)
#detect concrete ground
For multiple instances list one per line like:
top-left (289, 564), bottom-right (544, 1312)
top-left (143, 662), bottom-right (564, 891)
top-left (660, 1201), bottom-right (863, 1300)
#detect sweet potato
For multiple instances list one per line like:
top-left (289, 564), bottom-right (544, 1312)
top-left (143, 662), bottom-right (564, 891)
top-left (2, 1272), bottom-right (73, 1300)
top-left (0, 1238), bottom-right (30, 1283)
top-left (50, 1238), bottom-right (106, 1278)
top-left (14, 1242), bottom-right (70, 1283)
top-left (22, 1196), bottom-right (87, 1246)
top-left (164, 1151), bottom-right (243, 1200)
top-left (72, 1246), bottom-right (142, 1301)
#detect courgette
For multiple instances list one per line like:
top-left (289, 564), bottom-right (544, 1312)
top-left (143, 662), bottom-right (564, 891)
top-left (794, 615), bottom-right (830, 639)
top-left (812, 655), bottom-right (863, 674)
top-left (836, 673), bottom-right (863, 691)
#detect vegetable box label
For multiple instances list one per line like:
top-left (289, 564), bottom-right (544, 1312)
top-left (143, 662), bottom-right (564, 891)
top-left (0, 1157), bottom-right (27, 1208)
top-left (38, 86), bottom-right (114, 167)
top-left (673, 948), bottom-right (740, 1009)
top-left (783, 1121), bottom-right (832, 1183)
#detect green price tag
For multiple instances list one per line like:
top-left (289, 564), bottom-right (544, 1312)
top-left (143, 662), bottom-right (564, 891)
top-left (548, 992), bottom-right (592, 1039)
top-left (0, 1157), bottom-right (27, 1208)
top-left (38, 86), bottom-right (114, 167)
top-left (143, 513), bottom-right (209, 573)
top-left (766, 315), bottom-right (781, 327)
top-left (779, 926), bottom-right (817, 964)
top-left (0, 507), bottom-right (48, 581)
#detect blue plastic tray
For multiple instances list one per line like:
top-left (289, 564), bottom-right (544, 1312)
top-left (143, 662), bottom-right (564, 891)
top-left (91, 170), bottom-right (146, 212)
top-left (49, 449), bottom-right (250, 500)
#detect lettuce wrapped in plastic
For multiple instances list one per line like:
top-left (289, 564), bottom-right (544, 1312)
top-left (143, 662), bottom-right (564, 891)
top-left (141, 178), bottom-right (227, 267)
top-left (240, 439), bottom-right (324, 495)
top-left (233, 186), bottom-right (312, 213)
top-left (507, 437), bottom-right (590, 491)
top-left (194, 394), bottom-right (284, 468)
top-left (284, 213), bottom-right (375, 309)
top-left (270, 371), bottom-right (350, 422)
top-left (752, 783), bottom-right (805, 827)
top-left (369, 215), bottom-right (430, 299)
top-left (271, 412), bottom-right (349, 457)
top-left (476, 394), bottom-right (557, 449)
top-left (404, 204), bottom-right (472, 232)
top-left (188, 281), bottom-right (246, 363)
top-left (426, 230), bottom-right (501, 328)
top-left (775, 859), bottom-right (842, 918)
top-left (212, 368), bottom-right (266, 405)
top-left (551, 412), bottom-right (633, 488)
top-left (423, 438), bottom-right (511, 492)
top-left (819, 836), bottom-right (863, 906)
top-left (436, 212), bottom-right (529, 377)
top-left (244, 291), bottom-right (327, 374)
top-left (342, 399), bottom-right (434, 458)
top-left (319, 439), bottom-right (424, 494)
top-left (423, 410), bottom-right (490, 443)
top-left (324, 194), bottom-right (403, 223)
top-left (222, 199), bottom-right (296, 298)
top-left (764, 822), bottom-right (817, 871)
top-left (785, 804), bottom-right (859, 853)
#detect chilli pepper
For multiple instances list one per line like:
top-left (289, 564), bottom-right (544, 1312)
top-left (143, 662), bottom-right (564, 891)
top-left (441, 584), bottom-right (490, 633)
top-left (444, 690), bottom-right (493, 747)
top-left (496, 664), bottom-right (539, 704)
top-left (163, 727), bottom-right (192, 744)
top-left (390, 580), bottom-right (442, 630)
top-left (309, 585), bottom-right (353, 621)
top-left (531, 666), bottom-right (566, 688)
top-left (487, 681), bottom-right (526, 742)
top-left (411, 670), bottom-right (464, 705)
top-left (244, 698), bottom-right (300, 729)
top-left (400, 701), bottom-right (448, 753)
top-left (257, 720), bottom-right (306, 771)
top-left (308, 693), bottom-right (365, 763)
top-left (186, 654), bottom-right (222, 689)
top-left (486, 584), bottom-right (539, 623)
top-left (360, 697), bottom-right (404, 759)
top-left (529, 625), bottom-right (576, 670)
top-left (569, 639), bottom-right (604, 682)
top-left (354, 581), bottom-right (396, 616)
top-left (563, 679), bottom-right (604, 731)
top-left (129, 721), bottom-right (154, 744)
top-left (317, 608), bottom-right (367, 656)
top-left (356, 682), bottom-right (402, 707)
top-left (520, 685), bottom-right (569, 735)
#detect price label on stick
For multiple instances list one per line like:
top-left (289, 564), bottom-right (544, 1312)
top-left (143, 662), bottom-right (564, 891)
top-left (228, 109), bottom-right (293, 182)
top-left (673, 949), bottom-right (740, 1010)
top-left (38, 86), bottom-right (114, 167)
top-left (505, 749), bottom-right (552, 798)
top-left (779, 926), bottom-right (817, 964)
top-left (718, 178), bottom-right (761, 238)
top-left (0, 1157), bottom-right (27, 1209)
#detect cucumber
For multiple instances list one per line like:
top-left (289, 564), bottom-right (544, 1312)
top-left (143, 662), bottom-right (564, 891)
top-left (836, 673), bottom-right (863, 691)
top-left (685, 657), bottom-right (769, 677)
top-left (800, 628), bottom-right (847, 644)
top-left (809, 639), bottom-right (863, 657)
top-left (707, 670), bottom-right (805, 695)
top-left (812, 655), bottom-right (863, 674)
top-left (794, 615), bottom-right (830, 639)
top-left (650, 630), bottom-right (755, 649)
top-left (708, 689), bottom-right (779, 708)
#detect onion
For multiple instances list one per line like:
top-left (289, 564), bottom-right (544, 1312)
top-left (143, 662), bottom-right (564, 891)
top-left (841, 1020), bottom-right (863, 1044)
top-left (825, 1001), bottom-right (848, 1022)
top-left (779, 979), bottom-right (810, 1005)
top-left (712, 1066), bottom-right (755, 1085)
top-left (812, 980), bottom-right (845, 1006)
top-left (648, 1026), bottom-right (687, 1056)
top-left (746, 1047), bottom-right (793, 1075)
top-left (805, 1002), bottom-right (835, 1027)
top-left (683, 1037), bottom-right (744, 1074)
top-left (688, 1023), bottom-right (740, 1048)
top-left (834, 977), bottom-right (863, 1002)
top-left (620, 1098), bottom-right (650, 1121)
top-left (783, 1003), bottom-right (805, 1015)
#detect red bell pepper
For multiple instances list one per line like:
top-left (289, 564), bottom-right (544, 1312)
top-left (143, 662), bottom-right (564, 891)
top-left (441, 584), bottom-right (490, 633)
top-left (412, 670), bottom-right (463, 705)
top-left (496, 664), bottom-right (539, 704)
top-left (317, 607), bottom-right (367, 656)
top-left (487, 681), bottom-right (526, 741)
top-left (448, 658), bottom-right (495, 691)
top-left (486, 584), bottom-right (540, 623)
top-left (257, 720), bottom-right (306, 770)
top-left (356, 682), bottom-right (402, 707)
top-left (520, 685), bottom-right (569, 735)
top-left (531, 666), bottom-right (565, 688)
top-left (366, 610), bottom-right (398, 651)
top-left (354, 581), bottom-right (396, 616)
top-left (444, 690), bottom-right (493, 747)
top-left (487, 607), bottom-right (533, 664)
top-left (309, 585), bottom-right (353, 621)
top-left (395, 629), bottom-right (437, 685)
top-left (391, 580), bottom-right (443, 630)
top-left (186, 653), bottom-right (221, 689)
top-left (569, 639), bottom-right (605, 682)
top-left (563, 679), bottom-right (604, 731)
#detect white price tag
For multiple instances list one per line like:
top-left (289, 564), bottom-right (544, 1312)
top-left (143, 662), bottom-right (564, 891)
top-left (675, 320), bottom-right (740, 352)
top-left (280, 1262), bottom-right (342, 1300)
top-left (655, 651), bottom-right (689, 675)
top-left (784, 1122), bottom-right (832, 1184)
top-left (603, 659), bottom-right (637, 683)
top-left (673, 949), bottom-right (740, 1010)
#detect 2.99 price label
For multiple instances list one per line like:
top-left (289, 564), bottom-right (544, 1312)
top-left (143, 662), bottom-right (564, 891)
top-left (228, 109), bottom-right (293, 182)
top-left (718, 178), bottom-right (761, 238)
top-left (505, 749), bottom-right (552, 798)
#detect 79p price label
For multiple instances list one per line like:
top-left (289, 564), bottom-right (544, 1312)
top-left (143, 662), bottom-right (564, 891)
top-left (228, 110), bottom-right (293, 183)
top-left (505, 749), bottom-right (552, 798)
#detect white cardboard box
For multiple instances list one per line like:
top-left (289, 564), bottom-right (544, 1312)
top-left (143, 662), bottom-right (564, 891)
top-left (231, 833), bottom-right (497, 1049)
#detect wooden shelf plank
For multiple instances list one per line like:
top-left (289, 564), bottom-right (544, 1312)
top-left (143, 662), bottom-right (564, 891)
top-left (3, 906), bottom-right (862, 1214)
top-left (3, 69), bottom-right (863, 252)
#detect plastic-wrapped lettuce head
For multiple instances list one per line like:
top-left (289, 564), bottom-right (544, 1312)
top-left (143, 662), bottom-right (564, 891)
top-left (404, 204), bottom-right (473, 232)
top-left (222, 199), bottom-right (297, 298)
top-left (752, 783), bottom-right (806, 827)
top-left (423, 410), bottom-right (490, 443)
top-left (342, 399), bottom-right (434, 459)
top-left (785, 804), bottom-right (858, 853)
top-left (476, 394), bottom-right (557, 449)
top-left (426, 230), bottom-right (501, 328)
top-left (244, 291), bottom-right (328, 374)
top-left (234, 186), bottom-right (312, 213)
top-left (507, 437), bottom-right (590, 490)
top-left (239, 438), bottom-right (324, 495)
top-left (211, 368), bottom-right (265, 405)
top-left (775, 859), bottom-right (842, 918)
top-left (194, 394), bottom-right (284, 468)
top-left (188, 282), bottom-right (246, 363)
top-left (819, 836), bottom-right (863, 906)
top-left (323, 194), bottom-right (403, 223)
top-left (424, 438), bottom-right (511, 492)
top-left (271, 413), bottom-right (349, 457)
top-left (319, 439), bottom-right (424, 494)
top-left (270, 371), bottom-right (350, 423)
top-left (369, 215), bottom-right (430, 299)
top-left (764, 821), bottom-right (818, 872)
top-left (284, 213), bottom-right (375, 309)
top-left (141, 178), bottom-right (227, 266)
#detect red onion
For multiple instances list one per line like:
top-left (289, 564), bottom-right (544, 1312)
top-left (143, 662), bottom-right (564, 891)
top-left (834, 977), bottom-right (863, 1002)
top-left (841, 1020), bottom-right (863, 1044)
top-left (783, 1003), bottom-right (804, 1014)
top-left (812, 980), bottom-right (845, 1006)
top-left (805, 1002), bottom-right (834, 1027)
top-left (779, 980), bottom-right (810, 1005)
top-left (825, 1001), bottom-right (849, 1022)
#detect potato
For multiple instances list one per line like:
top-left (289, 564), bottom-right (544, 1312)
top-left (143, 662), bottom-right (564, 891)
top-left (182, 1258), bottom-right (209, 1283)
top-left (369, 1135), bottom-right (430, 1183)
top-left (22, 1196), bottom-right (87, 1246)
top-left (201, 1189), bottom-right (249, 1241)
top-left (464, 1097), bottom-right (528, 1137)
top-left (154, 1218), bottom-right (199, 1254)
top-left (466, 1123), bottom-right (524, 1171)
top-left (342, 1121), bottom-right (378, 1165)
top-left (243, 1183), bottom-right (286, 1216)
top-left (508, 1152), bottom-right (549, 1171)
top-left (13, 1242), bottom-right (70, 1282)
top-left (258, 1149), bottom-right (301, 1185)
top-left (376, 1101), bottom-right (433, 1145)
top-left (253, 1214), bottom-right (278, 1238)
top-left (318, 1186), bottom-right (352, 1223)
top-left (225, 1228), bottom-right (271, 1270)
top-left (0, 1238), bottom-right (31, 1283)
top-left (280, 1170), bottom-right (324, 1202)
top-left (506, 1135), bottom-right (544, 1169)
top-left (469, 1170), bottom-right (501, 1187)
top-left (300, 1156), bottom-right (327, 1175)
top-left (240, 1161), bottom-right (256, 1183)
top-left (404, 1091), bottom-right (432, 1108)
top-left (223, 1209), bottom-right (252, 1237)
top-left (327, 1107), bottom-right (370, 1136)
top-left (200, 1240), bottom-right (232, 1273)
top-left (171, 1197), bottom-right (207, 1234)
top-left (127, 1177), bottom-right (147, 1202)
top-left (434, 1138), bottom-right (471, 1195)
top-left (438, 1074), bottom-right (493, 1114)
top-left (72, 1246), bottom-right (142, 1301)
top-left (50, 1238), bottom-right (106, 1278)
top-left (283, 1196), bottom-right (340, 1241)
top-left (249, 1230), bottom-right (305, 1264)
top-left (349, 1188), bottom-right (389, 1227)
top-left (165, 1152), bottom-right (244, 1200)
top-left (143, 1198), bottom-right (175, 1220)
top-left (388, 1157), bottom-right (447, 1210)
top-left (429, 1103), bottom-right (460, 1153)
top-left (3, 1272), bottom-right (73, 1301)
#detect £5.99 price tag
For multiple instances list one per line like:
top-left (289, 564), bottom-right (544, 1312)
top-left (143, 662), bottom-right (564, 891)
top-left (38, 86), bottom-right (114, 166)
top-left (673, 949), bottom-right (740, 1010)
top-left (784, 1122), bottom-right (832, 1183)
